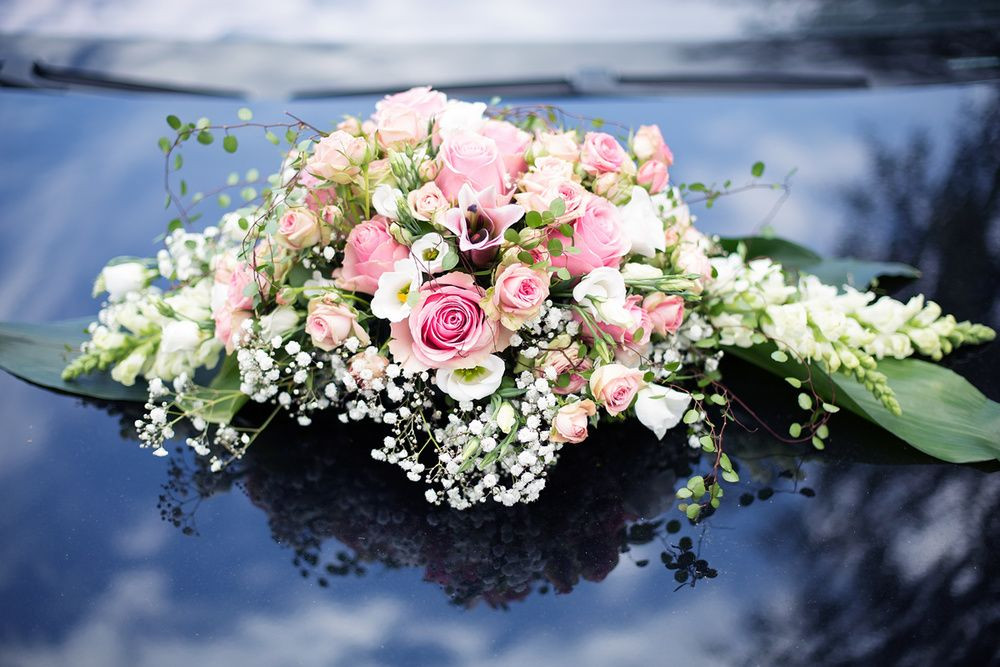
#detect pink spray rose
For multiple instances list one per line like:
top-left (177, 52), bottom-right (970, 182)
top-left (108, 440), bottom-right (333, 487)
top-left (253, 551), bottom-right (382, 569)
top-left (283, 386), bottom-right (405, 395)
top-left (548, 195), bottom-right (630, 277)
top-left (298, 170), bottom-right (337, 211)
top-left (643, 293), bottom-right (685, 335)
top-left (518, 156), bottom-right (577, 194)
top-left (578, 295), bottom-right (652, 348)
top-left (636, 159), bottom-right (669, 194)
top-left (348, 350), bottom-right (390, 388)
top-left (580, 132), bottom-right (631, 176)
top-left (550, 399), bottom-right (598, 444)
top-left (406, 181), bottom-right (451, 222)
top-left (534, 130), bottom-right (580, 162)
top-left (632, 124), bottom-right (674, 165)
top-left (537, 337), bottom-right (591, 395)
top-left (335, 216), bottom-right (410, 295)
top-left (214, 308), bottom-right (252, 354)
top-left (484, 262), bottom-right (550, 330)
top-left (589, 364), bottom-right (645, 416)
top-left (435, 130), bottom-right (510, 203)
top-left (514, 180), bottom-right (587, 224)
top-left (480, 119), bottom-right (532, 180)
top-left (276, 208), bottom-right (324, 250)
top-left (388, 272), bottom-right (511, 372)
top-left (373, 86), bottom-right (447, 125)
top-left (374, 104), bottom-right (426, 149)
top-left (306, 130), bottom-right (369, 184)
top-left (305, 296), bottom-right (370, 351)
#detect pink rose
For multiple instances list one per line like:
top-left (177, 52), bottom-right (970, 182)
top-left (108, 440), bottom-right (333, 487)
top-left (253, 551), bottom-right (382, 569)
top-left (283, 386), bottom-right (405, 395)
top-left (214, 308), bottom-right (252, 354)
top-left (518, 156), bottom-right (576, 194)
top-left (578, 295), bottom-right (652, 348)
top-left (537, 338), bottom-right (591, 395)
top-left (514, 180), bottom-right (587, 224)
top-left (406, 182), bottom-right (451, 222)
top-left (674, 233), bottom-right (713, 283)
top-left (485, 262), bottom-right (550, 330)
top-left (632, 125), bottom-right (673, 165)
top-left (307, 130), bottom-right (369, 184)
top-left (348, 350), bottom-right (389, 388)
top-left (550, 399), bottom-right (597, 444)
top-left (589, 364), bottom-right (645, 416)
top-left (374, 104), bottom-right (426, 149)
top-left (227, 260), bottom-right (266, 311)
top-left (480, 119), bottom-right (532, 180)
top-left (534, 130), bottom-right (580, 162)
top-left (366, 158), bottom-right (394, 186)
top-left (298, 170), bottom-right (338, 212)
top-left (373, 86), bottom-right (447, 125)
top-left (643, 293), bottom-right (685, 335)
top-left (335, 216), bottom-right (410, 295)
top-left (336, 116), bottom-right (363, 135)
top-left (435, 130), bottom-right (510, 203)
top-left (305, 296), bottom-right (370, 351)
top-left (637, 160), bottom-right (669, 194)
top-left (276, 208), bottom-right (323, 250)
top-left (580, 132), bottom-right (631, 176)
top-left (548, 195), bottom-right (630, 277)
top-left (388, 272), bottom-right (511, 371)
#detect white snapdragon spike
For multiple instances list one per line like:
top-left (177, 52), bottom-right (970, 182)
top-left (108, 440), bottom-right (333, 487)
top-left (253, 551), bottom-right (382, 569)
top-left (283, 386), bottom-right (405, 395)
top-left (372, 184), bottom-right (404, 220)
top-left (572, 267), bottom-right (634, 328)
top-left (618, 186), bottom-right (666, 257)
top-left (409, 232), bottom-right (450, 274)
top-left (634, 384), bottom-right (691, 439)
top-left (371, 258), bottom-right (423, 322)
top-left (259, 305), bottom-right (300, 341)
top-left (97, 262), bottom-right (153, 301)
top-left (435, 355), bottom-right (505, 402)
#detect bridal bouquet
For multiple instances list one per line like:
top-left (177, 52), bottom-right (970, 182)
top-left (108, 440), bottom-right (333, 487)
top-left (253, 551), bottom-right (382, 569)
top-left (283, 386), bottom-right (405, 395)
top-left (53, 87), bottom-right (996, 512)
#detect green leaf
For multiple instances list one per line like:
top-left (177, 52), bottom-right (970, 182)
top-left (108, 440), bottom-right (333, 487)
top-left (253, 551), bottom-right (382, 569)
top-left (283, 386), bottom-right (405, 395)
top-left (751, 161), bottom-right (765, 178)
top-left (197, 130), bottom-right (214, 145)
top-left (726, 343), bottom-right (1000, 463)
top-left (223, 135), bottom-right (238, 153)
top-left (548, 198), bottom-right (566, 217)
top-left (166, 115), bottom-right (182, 130)
top-left (0, 319), bottom-right (149, 401)
top-left (547, 238), bottom-right (564, 257)
top-left (265, 130), bottom-right (280, 145)
top-left (504, 228), bottom-right (520, 244)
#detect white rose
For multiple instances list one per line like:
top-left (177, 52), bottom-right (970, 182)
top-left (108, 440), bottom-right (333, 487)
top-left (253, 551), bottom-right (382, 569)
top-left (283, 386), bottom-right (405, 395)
top-left (259, 305), bottom-right (301, 341)
top-left (634, 384), bottom-right (691, 439)
top-left (99, 262), bottom-right (151, 301)
top-left (160, 320), bottom-right (202, 355)
top-left (372, 184), bottom-right (404, 220)
top-left (409, 233), bottom-right (451, 274)
top-left (371, 258), bottom-right (422, 322)
top-left (435, 354), bottom-right (505, 402)
top-left (572, 267), bottom-right (634, 329)
top-left (618, 186), bottom-right (666, 258)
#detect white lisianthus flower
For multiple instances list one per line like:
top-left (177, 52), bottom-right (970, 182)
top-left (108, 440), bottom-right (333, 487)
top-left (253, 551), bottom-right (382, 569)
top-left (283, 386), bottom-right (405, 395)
top-left (634, 384), bottom-right (691, 439)
top-left (618, 186), bottom-right (666, 258)
top-left (259, 305), bottom-right (300, 341)
top-left (435, 100), bottom-right (487, 139)
top-left (410, 233), bottom-right (451, 274)
top-left (160, 320), bottom-right (202, 355)
top-left (435, 354), bottom-right (505, 402)
top-left (573, 267), bottom-right (634, 328)
top-left (98, 262), bottom-right (153, 301)
top-left (495, 402), bottom-right (517, 434)
top-left (620, 262), bottom-right (662, 281)
top-left (371, 258), bottom-right (422, 322)
top-left (372, 184), bottom-right (404, 220)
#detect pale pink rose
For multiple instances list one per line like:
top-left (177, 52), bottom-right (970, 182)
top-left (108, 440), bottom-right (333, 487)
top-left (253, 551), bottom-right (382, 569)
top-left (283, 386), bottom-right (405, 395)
top-left (643, 293), bottom-right (685, 335)
top-left (373, 86), bottom-right (447, 125)
top-left (336, 116), bottom-right (363, 135)
top-left (675, 239), bottom-right (713, 282)
top-left (388, 272), bottom-right (511, 371)
top-left (578, 295), bottom-right (652, 348)
top-left (480, 119), bottom-right (531, 179)
top-left (335, 216), bottom-right (410, 295)
top-left (227, 261), bottom-right (264, 311)
top-left (550, 399), bottom-right (597, 444)
top-left (305, 296), bottom-right (370, 351)
top-left (518, 156), bottom-right (576, 194)
top-left (366, 158), bottom-right (394, 186)
top-left (214, 308), bottom-right (252, 354)
top-left (361, 119), bottom-right (376, 137)
top-left (276, 208), bottom-right (323, 250)
top-left (407, 182), bottom-right (451, 222)
top-left (307, 130), bottom-right (369, 184)
top-left (514, 180), bottom-right (587, 224)
top-left (435, 130), bottom-right (510, 203)
top-left (637, 159), bottom-right (669, 194)
top-left (213, 251), bottom-right (238, 287)
top-left (632, 124), bottom-right (673, 165)
top-left (589, 364), bottom-right (645, 416)
top-left (348, 350), bottom-right (389, 387)
top-left (418, 159), bottom-right (439, 181)
top-left (537, 340), bottom-right (591, 395)
top-left (298, 170), bottom-right (338, 211)
top-left (319, 204), bottom-right (344, 227)
top-left (485, 263), bottom-right (550, 330)
top-left (548, 195), bottom-right (630, 277)
top-left (592, 171), bottom-right (634, 204)
top-left (375, 104), bottom-right (426, 149)
top-left (580, 131), bottom-right (630, 175)
top-left (534, 130), bottom-right (580, 162)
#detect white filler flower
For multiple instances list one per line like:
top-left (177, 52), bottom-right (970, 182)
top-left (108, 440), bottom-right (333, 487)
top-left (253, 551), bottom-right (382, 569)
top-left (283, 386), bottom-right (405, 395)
top-left (371, 258), bottom-right (422, 322)
top-left (435, 354), bottom-right (505, 402)
top-left (635, 384), bottom-right (691, 439)
top-left (618, 186), bottom-right (666, 258)
top-left (573, 266), bottom-right (634, 328)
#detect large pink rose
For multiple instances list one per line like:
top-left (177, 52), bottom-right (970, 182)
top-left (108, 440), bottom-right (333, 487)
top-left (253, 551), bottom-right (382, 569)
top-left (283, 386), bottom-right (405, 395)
top-left (580, 132), bottom-right (630, 175)
top-left (306, 130), bottom-right (369, 184)
top-left (388, 272), bottom-right (511, 371)
top-left (485, 262), bottom-right (550, 330)
top-left (435, 130), bottom-right (510, 203)
top-left (373, 86), bottom-right (447, 125)
top-left (374, 104), bottom-right (426, 149)
top-left (589, 364), bottom-right (644, 416)
top-left (578, 295), bottom-right (652, 348)
top-left (305, 296), bottom-right (370, 351)
top-left (480, 119), bottom-right (531, 180)
top-left (550, 399), bottom-right (597, 444)
top-left (548, 195), bottom-right (630, 277)
top-left (335, 216), bottom-right (410, 295)
top-left (643, 293), bottom-right (685, 335)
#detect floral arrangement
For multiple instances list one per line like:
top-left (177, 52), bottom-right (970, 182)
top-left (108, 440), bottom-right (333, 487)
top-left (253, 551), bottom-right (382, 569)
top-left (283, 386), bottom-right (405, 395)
top-left (57, 87), bottom-right (996, 514)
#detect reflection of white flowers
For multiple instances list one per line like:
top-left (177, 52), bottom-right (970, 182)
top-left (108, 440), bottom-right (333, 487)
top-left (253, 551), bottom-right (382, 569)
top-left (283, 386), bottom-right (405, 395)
top-left (371, 258), bottom-right (422, 322)
top-left (572, 267), bottom-right (633, 328)
top-left (634, 384), bottom-right (690, 439)
top-left (618, 186), bottom-right (666, 258)
top-left (409, 233), bottom-right (450, 274)
top-left (372, 184), bottom-right (404, 220)
top-left (435, 354), bottom-right (505, 401)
